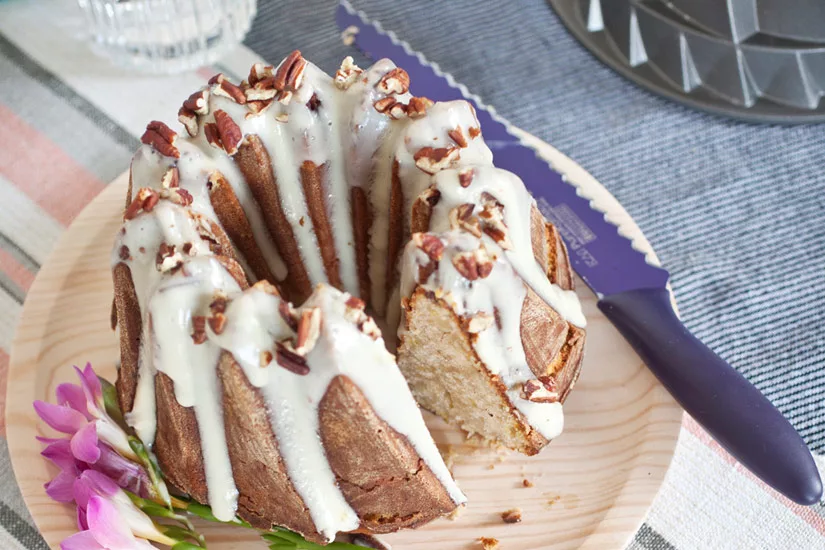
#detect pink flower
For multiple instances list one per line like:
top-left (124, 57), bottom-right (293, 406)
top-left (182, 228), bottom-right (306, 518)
top-left (34, 364), bottom-right (135, 465)
top-left (60, 471), bottom-right (176, 550)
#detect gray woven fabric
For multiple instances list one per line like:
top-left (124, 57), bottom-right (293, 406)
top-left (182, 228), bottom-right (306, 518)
top-left (246, 0), bottom-right (825, 453)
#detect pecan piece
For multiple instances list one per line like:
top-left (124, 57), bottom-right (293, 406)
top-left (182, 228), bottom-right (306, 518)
top-left (449, 203), bottom-right (481, 237)
top-left (479, 193), bottom-right (512, 250)
top-left (358, 316), bottom-right (381, 341)
top-left (407, 96), bottom-right (433, 118)
top-left (118, 245), bottom-right (130, 261)
top-left (448, 127), bottom-right (468, 148)
top-left (452, 246), bottom-right (494, 281)
top-left (294, 307), bottom-right (321, 355)
top-left (278, 300), bottom-right (299, 332)
top-left (521, 379), bottom-right (559, 403)
top-left (213, 110), bottom-right (242, 155)
top-left (413, 146), bottom-right (460, 174)
top-left (160, 166), bottom-right (180, 189)
top-left (124, 188), bottom-right (160, 220)
top-left (412, 233), bottom-right (445, 261)
top-left (306, 93), bottom-right (321, 111)
top-left (275, 341), bottom-right (310, 375)
top-left (458, 167), bottom-right (474, 188)
top-left (259, 350), bottom-right (274, 368)
top-left (501, 508), bottom-right (522, 524)
top-left (374, 96), bottom-right (406, 119)
top-left (208, 313), bottom-right (227, 335)
top-left (178, 106), bottom-right (198, 137)
top-left (191, 316), bottom-right (207, 344)
top-left (160, 187), bottom-right (193, 207)
top-left (274, 50), bottom-right (307, 94)
top-left (183, 89), bottom-right (210, 115)
top-left (375, 67), bottom-right (410, 95)
top-left (213, 79), bottom-right (247, 104)
top-left (334, 56), bottom-right (363, 90)
top-left (468, 126), bottom-right (481, 139)
top-left (204, 122), bottom-right (221, 150)
top-left (248, 63), bottom-right (274, 86)
top-left (155, 242), bottom-right (183, 272)
top-left (141, 121), bottom-right (179, 158)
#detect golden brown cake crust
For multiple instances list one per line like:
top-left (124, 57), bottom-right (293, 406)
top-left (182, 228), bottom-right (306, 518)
top-left (234, 135), bottom-right (312, 303)
top-left (300, 161), bottom-right (343, 290)
top-left (319, 375), bottom-right (456, 533)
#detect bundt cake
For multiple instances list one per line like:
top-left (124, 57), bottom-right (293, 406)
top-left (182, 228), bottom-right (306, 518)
top-left (111, 50), bottom-right (586, 542)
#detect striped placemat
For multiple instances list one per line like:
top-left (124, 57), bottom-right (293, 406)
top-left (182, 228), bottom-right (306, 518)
top-left (0, 1), bottom-right (823, 549)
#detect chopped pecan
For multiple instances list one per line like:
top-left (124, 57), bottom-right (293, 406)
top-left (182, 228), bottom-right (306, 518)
top-left (248, 63), bottom-right (274, 86)
top-left (376, 67), bottom-right (410, 95)
top-left (346, 296), bottom-right (365, 310)
top-left (521, 379), bottom-right (559, 403)
top-left (412, 233), bottom-right (445, 261)
top-left (245, 99), bottom-right (274, 116)
top-left (209, 294), bottom-right (228, 314)
top-left (213, 110), bottom-right (242, 155)
top-left (479, 193), bottom-right (512, 250)
top-left (213, 79), bottom-right (246, 104)
top-left (204, 122), bottom-right (221, 150)
top-left (160, 187), bottom-right (193, 207)
top-left (468, 126), bottom-right (481, 139)
top-left (160, 166), bottom-right (180, 189)
top-left (182, 242), bottom-right (194, 255)
top-left (156, 242), bottom-right (183, 272)
top-left (501, 508), bottom-right (522, 524)
top-left (208, 73), bottom-right (225, 85)
top-left (260, 350), bottom-right (273, 368)
top-left (458, 167), bottom-right (474, 188)
top-left (448, 127), bottom-right (468, 148)
top-left (278, 300), bottom-right (299, 332)
top-left (183, 89), bottom-right (210, 115)
top-left (334, 56), bottom-right (363, 90)
top-left (413, 146), bottom-right (460, 174)
top-left (478, 537), bottom-right (500, 550)
top-left (124, 188), bottom-right (160, 220)
top-left (452, 246), bottom-right (494, 281)
top-left (245, 74), bottom-right (278, 101)
top-left (294, 307), bottom-right (321, 355)
top-left (373, 96), bottom-right (406, 119)
top-left (191, 316), bottom-right (207, 344)
top-left (118, 245), bottom-right (130, 261)
top-left (178, 106), bottom-right (198, 137)
top-left (208, 312), bottom-right (227, 335)
top-left (449, 203), bottom-right (481, 237)
top-left (358, 316), bottom-right (381, 341)
top-left (522, 478), bottom-right (534, 488)
top-left (306, 93), bottom-right (321, 111)
top-left (275, 341), bottom-right (310, 375)
top-left (420, 187), bottom-right (441, 207)
top-left (273, 50), bottom-right (307, 95)
top-left (407, 96), bottom-right (433, 118)
top-left (141, 121), bottom-right (179, 158)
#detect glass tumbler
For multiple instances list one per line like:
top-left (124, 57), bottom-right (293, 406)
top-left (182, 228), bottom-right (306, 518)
top-left (76, 0), bottom-right (257, 74)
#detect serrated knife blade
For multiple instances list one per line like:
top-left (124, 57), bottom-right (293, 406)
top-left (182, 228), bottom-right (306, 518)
top-left (336, 0), bottom-right (822, 506)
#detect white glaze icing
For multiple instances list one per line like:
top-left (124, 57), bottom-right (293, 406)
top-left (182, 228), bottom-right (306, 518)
top-left (116, 52), bottom-right (583, 539)
top-left (428, 166), bottom-right (586, 328)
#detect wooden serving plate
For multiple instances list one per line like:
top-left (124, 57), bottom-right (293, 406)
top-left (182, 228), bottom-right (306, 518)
top-left (5, 136), bottom-right (682, 549)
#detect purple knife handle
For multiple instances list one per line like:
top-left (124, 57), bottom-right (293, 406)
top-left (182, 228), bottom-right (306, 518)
top-left (598, 287), bottom-right (823, 505)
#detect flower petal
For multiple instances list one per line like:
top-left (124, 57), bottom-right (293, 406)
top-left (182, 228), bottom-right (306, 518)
top-left (75, 364), bottom-right (103, 414)
top-left (34, 401), bottom-right (87, 434)
top-left (71, 422), bottom-right (101, 464)
top-left (61, 530), bottom-right (106, 550)
top-left (56, 383), bottom-right (92, 419)
top-left (40, 438), bottom-right (77, 471)
top-left (86, 495), bottom-right (145, 549)
top-left (77, 505), bottom-right (88, 531)
top-left (44, 470), bottom-right (78, 503)
top-left (94, 444), bottom-right (149, 496)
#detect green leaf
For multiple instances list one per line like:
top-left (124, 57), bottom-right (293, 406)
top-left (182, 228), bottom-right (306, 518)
top-left (99, 376), bottom-right (127, 428)
top-left (172, 542), bottom-right (204, 550)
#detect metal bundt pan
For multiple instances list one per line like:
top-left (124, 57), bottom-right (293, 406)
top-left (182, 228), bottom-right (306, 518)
top-left (550, 0), bottom-right (825, 123)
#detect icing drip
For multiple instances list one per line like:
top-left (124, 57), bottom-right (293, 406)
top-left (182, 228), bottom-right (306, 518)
top-left (150, 257), bottom-right (242, 522)
top-left (399, 231), bottom-right (564, 441)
